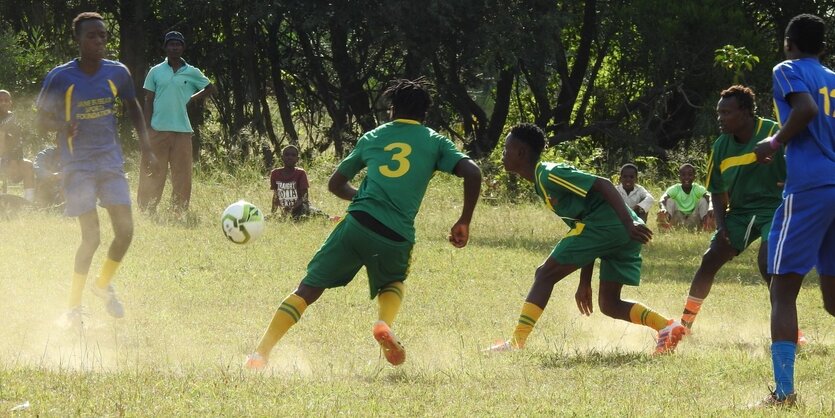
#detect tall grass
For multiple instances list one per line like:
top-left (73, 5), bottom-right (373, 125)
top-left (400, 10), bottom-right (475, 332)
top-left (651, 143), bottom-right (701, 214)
top-left (0, 154), bottom-right (832, 416)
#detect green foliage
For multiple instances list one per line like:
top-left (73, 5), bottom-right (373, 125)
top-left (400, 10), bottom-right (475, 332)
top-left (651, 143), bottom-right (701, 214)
top-left (714, 45), bottom-right (761, 84)
top-left (0, 25), bottom-right (54, 93)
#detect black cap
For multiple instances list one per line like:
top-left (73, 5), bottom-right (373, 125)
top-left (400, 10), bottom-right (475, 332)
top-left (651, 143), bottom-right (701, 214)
top-left (164, 31), bottom-right (185, 46)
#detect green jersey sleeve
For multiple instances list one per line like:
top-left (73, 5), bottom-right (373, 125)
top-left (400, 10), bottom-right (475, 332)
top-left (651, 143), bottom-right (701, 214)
top-left (337, 137), bottom-right (367, 179)
top-left (434, 133), bottom-right (468, 173)
top-left (543, 164), bottom-right (596, 197)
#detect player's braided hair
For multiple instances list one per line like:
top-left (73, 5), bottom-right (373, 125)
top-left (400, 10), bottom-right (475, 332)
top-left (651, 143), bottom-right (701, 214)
top-left (72, 12), bottom-right (104, 37)
top-left (786, 14), bottom-right (825, 55)
top-left (720, 85), bottom-right (756, 117)
top-left (510, 123), bottom-right (546, 163)
top-left (385, 77), bottom-right (432, 120)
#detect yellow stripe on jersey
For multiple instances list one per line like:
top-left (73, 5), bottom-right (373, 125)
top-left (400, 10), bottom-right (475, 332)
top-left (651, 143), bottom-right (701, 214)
top-left (107, 79), bottom-right (118, 97)
top-left (393, 118), bottom-right (420, 125)
top-left (705, 149), bottom-right (715, 188)
top-left (754, 118), bottom-right (763, 136)
top-left (534, 169), bottom-right (555, 212)
top-left (64, 84), bottom-right (75, 155)
top-left (773, 99), bottom-right (783, 128)
top-left (719, 152), bottom-right (757, 173)
top-left (548, 174), bottom-right (587, 197)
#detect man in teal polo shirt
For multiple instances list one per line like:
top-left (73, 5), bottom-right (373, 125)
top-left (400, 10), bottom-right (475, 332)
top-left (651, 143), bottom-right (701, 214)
top-left (138, 31), bottom-right (214, 214)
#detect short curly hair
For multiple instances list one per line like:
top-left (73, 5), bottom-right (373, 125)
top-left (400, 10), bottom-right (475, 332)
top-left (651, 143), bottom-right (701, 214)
top-left (509, 123), bottom-right (546, 163)
top-left (72, 12), bottom-right (104, 38)
top-left (720, 85), bottom-right (756, 117)
top-left (786, 14), bottom-right (825, 55)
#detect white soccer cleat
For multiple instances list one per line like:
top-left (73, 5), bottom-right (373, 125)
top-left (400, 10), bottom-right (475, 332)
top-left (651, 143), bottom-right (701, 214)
top-left (56, 306), bottom-right (87, 331)
top-left (91, 283), bottom-right (124, 318)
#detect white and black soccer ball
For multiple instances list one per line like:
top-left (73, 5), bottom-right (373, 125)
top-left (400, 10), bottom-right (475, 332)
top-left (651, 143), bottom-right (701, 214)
top-left (221, 200), bottom-right (265, 244)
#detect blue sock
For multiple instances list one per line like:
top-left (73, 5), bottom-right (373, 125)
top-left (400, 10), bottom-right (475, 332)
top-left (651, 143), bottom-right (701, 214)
top-left (771, 341), bottom-right (797, 398)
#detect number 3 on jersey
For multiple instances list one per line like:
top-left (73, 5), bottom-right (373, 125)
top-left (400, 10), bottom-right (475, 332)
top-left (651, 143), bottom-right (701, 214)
top-left (379, 142), bottom-right (412, 178)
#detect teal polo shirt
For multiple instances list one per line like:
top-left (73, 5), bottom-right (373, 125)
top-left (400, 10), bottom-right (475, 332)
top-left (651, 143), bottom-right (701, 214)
top-left (143, 59), bottom-right (210, 133)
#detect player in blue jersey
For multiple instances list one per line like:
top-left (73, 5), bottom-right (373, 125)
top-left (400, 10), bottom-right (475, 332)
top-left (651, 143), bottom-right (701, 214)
top-left (36, 12), bottom-right (156, 329)
top-left (753, 13), bottom-right (835, 407)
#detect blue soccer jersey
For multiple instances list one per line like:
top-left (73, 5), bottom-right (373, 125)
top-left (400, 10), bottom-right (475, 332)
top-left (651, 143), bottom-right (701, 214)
top-left (36, 59), bottom-right (136, 169)
top-left (772, 58), bottom-right (835, 193)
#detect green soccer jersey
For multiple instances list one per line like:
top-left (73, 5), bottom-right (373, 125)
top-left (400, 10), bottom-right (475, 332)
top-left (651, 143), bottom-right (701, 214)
top-left (705, 117), bottom-right (785, 214)
top-left (663, 183), bottom-right (708, 214)
top-left (337, 119), bottom-right (468, 243)
top-left (533, 162), bottom-right (633, 229)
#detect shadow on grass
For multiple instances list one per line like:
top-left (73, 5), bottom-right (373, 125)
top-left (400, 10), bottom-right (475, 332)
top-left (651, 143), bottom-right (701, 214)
top-left (469, 234), bottom-right (555, 252)
top-left (537, 349), bottom-right (651, 369)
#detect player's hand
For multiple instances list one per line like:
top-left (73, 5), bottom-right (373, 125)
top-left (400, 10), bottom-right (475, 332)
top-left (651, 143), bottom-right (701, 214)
top-left (448, 222), bottom-right (470, 248)
top-left (627, 222), bottom-right (653, 244)
top-left (754, 136), bottom-right (777, 164)
top-left (575, 282), bottom-right (593, 316)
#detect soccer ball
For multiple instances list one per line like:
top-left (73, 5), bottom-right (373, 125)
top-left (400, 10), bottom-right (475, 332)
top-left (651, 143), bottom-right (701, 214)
top-left (221, 200), bottom-right (265, 244)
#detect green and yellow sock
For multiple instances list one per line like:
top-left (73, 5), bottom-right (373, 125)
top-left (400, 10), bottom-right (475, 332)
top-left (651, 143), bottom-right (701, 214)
top-left (681, 295), bottom-right (704, 329)
top-left (255, 294), bottom-right (308, 358)
top-left (377, 282), bottom-right (405, 326)
top-left (95, 258), bottom-right (121, 289)
top-left (510, 302), bottom-right (544, 348)
top-left (69, 272), bottom-right (87, 308)
top-left (629, 303), bottom-right (669, 331)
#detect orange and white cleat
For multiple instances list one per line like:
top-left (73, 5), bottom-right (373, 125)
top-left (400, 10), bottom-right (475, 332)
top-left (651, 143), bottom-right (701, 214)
top-left (797, 330), bottom-right (808, 346)
top-left (653, 320), bottom-right (686, 355)
top-left (373, 320), bottom-right (406, 366)
top-left (244, 352), bottom-right (268, 370)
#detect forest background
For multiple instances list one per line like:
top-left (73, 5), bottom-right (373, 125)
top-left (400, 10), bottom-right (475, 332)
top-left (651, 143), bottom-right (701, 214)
top-left (1, 0), bottom-right (833, 192)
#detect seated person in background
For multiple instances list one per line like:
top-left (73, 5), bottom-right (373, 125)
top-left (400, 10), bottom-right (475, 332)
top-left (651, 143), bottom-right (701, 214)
top-left (270, 145), bottom-right (329, 220)
top-left (658, 163), bottom-right (712, 230)
top-left (0, 90), bottom-right (35, 202)
top-left (33, 146), bottom-right (63, 207)
top-left (615, 163), bottom-right (654, 222)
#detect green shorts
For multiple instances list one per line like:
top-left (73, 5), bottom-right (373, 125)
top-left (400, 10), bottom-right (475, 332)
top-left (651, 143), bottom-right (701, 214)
top-left (303, 213), bottom-right (413, 298)
top-left (711, 211), bottom-right (773, 252)
top-left (549, 222), bottom-right (642, 286)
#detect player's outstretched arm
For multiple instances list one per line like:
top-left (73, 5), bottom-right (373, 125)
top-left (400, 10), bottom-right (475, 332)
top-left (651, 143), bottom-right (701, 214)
top-left (328, 171), bottom-right (357, 201)
top-left (592, 177), bottom-right (652, 244)
top-left (448, 158), bottom-right (481, 248)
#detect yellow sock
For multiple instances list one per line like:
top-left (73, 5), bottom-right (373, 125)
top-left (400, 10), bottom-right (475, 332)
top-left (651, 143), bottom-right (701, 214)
top-left (69, 272), bottom-right (87, 308)
top-left (681, 295), bottom-right (704, 328)
top-left (377, 282), bottom-right (405, 325)
top-left (95, 258), bottom-right (121, 289)
top-left (510, 302), bottom-right (544, 348)
top-left (255, 294), bottom-right (308, 358)
top-left (629, 303), bottom-right (669, 331)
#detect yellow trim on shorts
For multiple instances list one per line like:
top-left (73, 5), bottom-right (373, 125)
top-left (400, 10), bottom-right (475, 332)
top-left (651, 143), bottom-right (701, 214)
top-left (565, 222), bottom-right (585, 237)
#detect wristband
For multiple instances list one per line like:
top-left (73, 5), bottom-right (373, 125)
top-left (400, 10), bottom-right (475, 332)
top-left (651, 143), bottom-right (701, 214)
top-left (769, 136), bottom-right (781, 150)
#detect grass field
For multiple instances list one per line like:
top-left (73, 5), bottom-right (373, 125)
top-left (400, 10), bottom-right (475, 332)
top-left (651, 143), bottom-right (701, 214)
top-left (1, 158), bottom-right (833, 416)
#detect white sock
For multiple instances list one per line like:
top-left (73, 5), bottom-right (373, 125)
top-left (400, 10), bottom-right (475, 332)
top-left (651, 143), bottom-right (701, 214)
top-left (24, 188), bottom-right (35, 202)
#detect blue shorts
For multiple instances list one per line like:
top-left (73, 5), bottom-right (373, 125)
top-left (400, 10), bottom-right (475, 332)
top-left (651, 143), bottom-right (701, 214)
top-left (63, 165), bottom-right (131, 217)
top-left (768, 185), bottom-right (835, 276)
